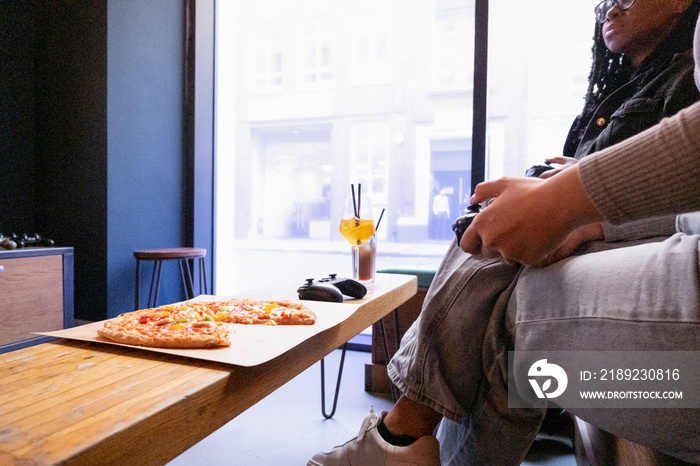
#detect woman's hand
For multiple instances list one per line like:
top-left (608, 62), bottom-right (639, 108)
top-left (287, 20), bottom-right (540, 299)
top-left (532, 223), bottom-right (604, 267)
top-left (460, 165), bottom-right (603, 265)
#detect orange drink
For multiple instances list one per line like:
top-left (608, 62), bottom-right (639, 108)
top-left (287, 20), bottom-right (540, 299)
top-left (339, 218), bottom-right (375, 245)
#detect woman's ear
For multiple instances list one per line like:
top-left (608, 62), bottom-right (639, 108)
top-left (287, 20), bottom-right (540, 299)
top-left (673, 0), bottom-right (693, 14)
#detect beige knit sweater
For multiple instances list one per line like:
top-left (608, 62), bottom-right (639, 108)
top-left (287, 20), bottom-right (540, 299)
top-left (580, 17), bottom-right (700, 227)
top-left (579, 100), bottom-right (700, 225)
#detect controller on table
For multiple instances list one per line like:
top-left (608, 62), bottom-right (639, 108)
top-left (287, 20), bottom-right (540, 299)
top-left (451, 161), bottom-right (554, 243)
top-left (0, 233), bottom-right (55, 250)
top-left (297, 274), bottom-right (367, 303)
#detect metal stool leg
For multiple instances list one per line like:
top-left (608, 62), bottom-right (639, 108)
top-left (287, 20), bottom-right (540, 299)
top-left (147, 261), bottom-right (158, 308)
top-left (150, 261), bottom-right (164, 308)
top-left (178, 259), bottom-right (194, 299)
top-left (320, 342), bottom-right (348, 419)
top-left (178, 260), bottom-right (187, 299)
top-left (199, 257), bottom-right (208, 294)
top-left (177, 257), bottom-right (206, 300)
top-left (184, 259), bottom-right (195, 297)
top-left (135, 259), bottom-right (141, 310)
top-left (134, 249), bottom-right (207, 308)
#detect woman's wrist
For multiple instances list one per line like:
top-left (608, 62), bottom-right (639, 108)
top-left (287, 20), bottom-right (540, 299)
top-left (540, 164), bottom-right (604, 232)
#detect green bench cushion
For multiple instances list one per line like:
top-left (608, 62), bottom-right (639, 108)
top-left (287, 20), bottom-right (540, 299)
top-left (378, 267), bottom-right (436, 288)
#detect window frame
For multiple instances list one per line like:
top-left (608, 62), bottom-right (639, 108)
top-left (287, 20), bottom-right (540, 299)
top-left (197, 0), bottom-right (490, 293)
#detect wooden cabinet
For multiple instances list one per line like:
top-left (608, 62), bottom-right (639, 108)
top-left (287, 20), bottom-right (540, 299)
top-left (0, 247), bottom-right (74, 352)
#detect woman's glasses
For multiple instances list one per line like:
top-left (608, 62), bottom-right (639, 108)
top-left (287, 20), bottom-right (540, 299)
top-left (595, 0), bottom-right (637, 23)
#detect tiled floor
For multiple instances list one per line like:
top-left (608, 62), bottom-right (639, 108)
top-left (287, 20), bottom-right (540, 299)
top-left (167, 349), bottom-right (577, 465)
top-left (167, 348), bottom-right (394, 465)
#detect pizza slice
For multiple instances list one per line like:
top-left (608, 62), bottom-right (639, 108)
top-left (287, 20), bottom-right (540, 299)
top-left (217, 299), bottom-right (317, 325)
top-left (97, 305), bottom-right (231, 348)
top-left (97, 298), bottom-right (317, 348)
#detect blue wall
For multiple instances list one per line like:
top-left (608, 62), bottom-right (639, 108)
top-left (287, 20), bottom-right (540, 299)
top-left (107, 1), bottom-right (186, 316)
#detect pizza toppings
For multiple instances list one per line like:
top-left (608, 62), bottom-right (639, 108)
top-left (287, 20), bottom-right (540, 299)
top-left (97, 298), bottom-right (317, 348)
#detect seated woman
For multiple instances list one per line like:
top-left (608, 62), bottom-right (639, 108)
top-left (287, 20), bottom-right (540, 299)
top-left (308, 1), bottom-right (700, 465)
top-left (462, 103), bottom-right (700, 466)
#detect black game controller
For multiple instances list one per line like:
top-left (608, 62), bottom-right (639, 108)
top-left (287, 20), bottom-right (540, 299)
top-left (452, 160), bottom-right (556, 243)
top-left (452, 203), bottom-right (481, 243)
top-left (297, 274), bottom-right (367, 302)
top-left (1, 233), bottom-right (55, 249)
top-left (15, 233), bottom-right (56, 248)
top-left (525, 161), bottom-right (555, 178)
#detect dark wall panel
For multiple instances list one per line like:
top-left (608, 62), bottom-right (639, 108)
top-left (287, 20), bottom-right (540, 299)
top-left (0, 2), bottom-right (37, 235)
top-left (34, 2), bottom-right (109, 321)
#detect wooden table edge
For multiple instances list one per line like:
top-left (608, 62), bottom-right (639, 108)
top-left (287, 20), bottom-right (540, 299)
top-left (3, 273), bottom-right (417, 466)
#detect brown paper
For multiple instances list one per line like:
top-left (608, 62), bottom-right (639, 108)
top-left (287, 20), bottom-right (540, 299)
top-left (36, 296), bottom-right (360, 366)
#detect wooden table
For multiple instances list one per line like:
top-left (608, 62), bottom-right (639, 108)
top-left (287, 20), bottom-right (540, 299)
top-left (0, 273), bottom-right (416, 466)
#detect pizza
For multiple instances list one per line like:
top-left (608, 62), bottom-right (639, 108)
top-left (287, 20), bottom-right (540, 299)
top-left (97, 298), bottom-right (317, 348)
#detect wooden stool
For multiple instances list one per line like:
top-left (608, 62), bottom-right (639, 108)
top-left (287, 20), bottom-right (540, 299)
top-left (133, 248), bottom-right (207, 310)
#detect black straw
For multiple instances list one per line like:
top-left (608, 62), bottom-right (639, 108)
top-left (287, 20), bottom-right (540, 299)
top-left (351, 184), bottom-right (358, 217)
top-left (357, 183), bottom-right (362, 218)
top-left (375, 208), bottom-right (385, 233)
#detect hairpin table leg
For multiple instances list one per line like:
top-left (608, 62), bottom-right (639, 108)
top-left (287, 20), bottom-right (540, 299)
top-left (319, 307), bottom-right (401, 418)
top-left (321, 342), bottom-right (348, 419)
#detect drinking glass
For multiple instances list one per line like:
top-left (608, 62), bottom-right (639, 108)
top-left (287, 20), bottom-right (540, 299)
top-left (339, 195), bottom-right (374, 246)
top-left (339, 195), bottom-right (376, 283)
top-left (352, 234), bottom-right (377, 283)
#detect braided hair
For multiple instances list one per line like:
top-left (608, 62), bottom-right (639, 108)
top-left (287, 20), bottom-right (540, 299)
top-left (563, 0), bottom-right (700, 156)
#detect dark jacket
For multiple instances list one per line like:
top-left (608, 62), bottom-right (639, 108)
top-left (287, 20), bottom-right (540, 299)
top-left (571, 49), bottom-right (700, 160)
top-left (569, 49), bottom-right (700, 241)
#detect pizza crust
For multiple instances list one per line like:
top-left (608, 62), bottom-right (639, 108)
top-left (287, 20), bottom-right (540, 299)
top-left (96, 298), bottom-right (316, 349)
top-left (224, 299), bottom-right (317, 326)
top-left (98, 319), bottom-right (230, 348)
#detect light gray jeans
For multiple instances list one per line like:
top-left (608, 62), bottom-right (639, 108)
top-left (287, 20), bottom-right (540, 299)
top-left (387, 233), bottom-right (700, 465)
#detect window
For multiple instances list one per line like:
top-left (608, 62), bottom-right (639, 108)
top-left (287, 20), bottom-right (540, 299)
top-left (351, 18), bottom-right (390, 86)
top-left (215, 0), bottom-right (596, 293)
top-left (300, 24), bottom-right (334, 88)
top-left (432, 9), bottom-right (473, 89)
top-left (486, 2), bottom-right (595, 179)
top-left (251, 27), bottom-right (284, 92)
top-left (351, 121), bottom-right (390, 206)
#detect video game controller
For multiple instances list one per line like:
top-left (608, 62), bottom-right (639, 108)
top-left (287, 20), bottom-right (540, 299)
top-left (0, 233), bottom-right (55, 250)
top-left (452, 203), bottom-right (481, 243)
top-left (297, 274), bottom-right (368, 302)
top-left (451, 161), bottom-right (555, 244)
top-left (525, 161), bottom-right (555, 178)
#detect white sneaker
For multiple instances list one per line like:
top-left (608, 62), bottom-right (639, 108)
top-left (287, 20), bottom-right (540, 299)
top-left (307, 407), bottom-right (441, 466)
